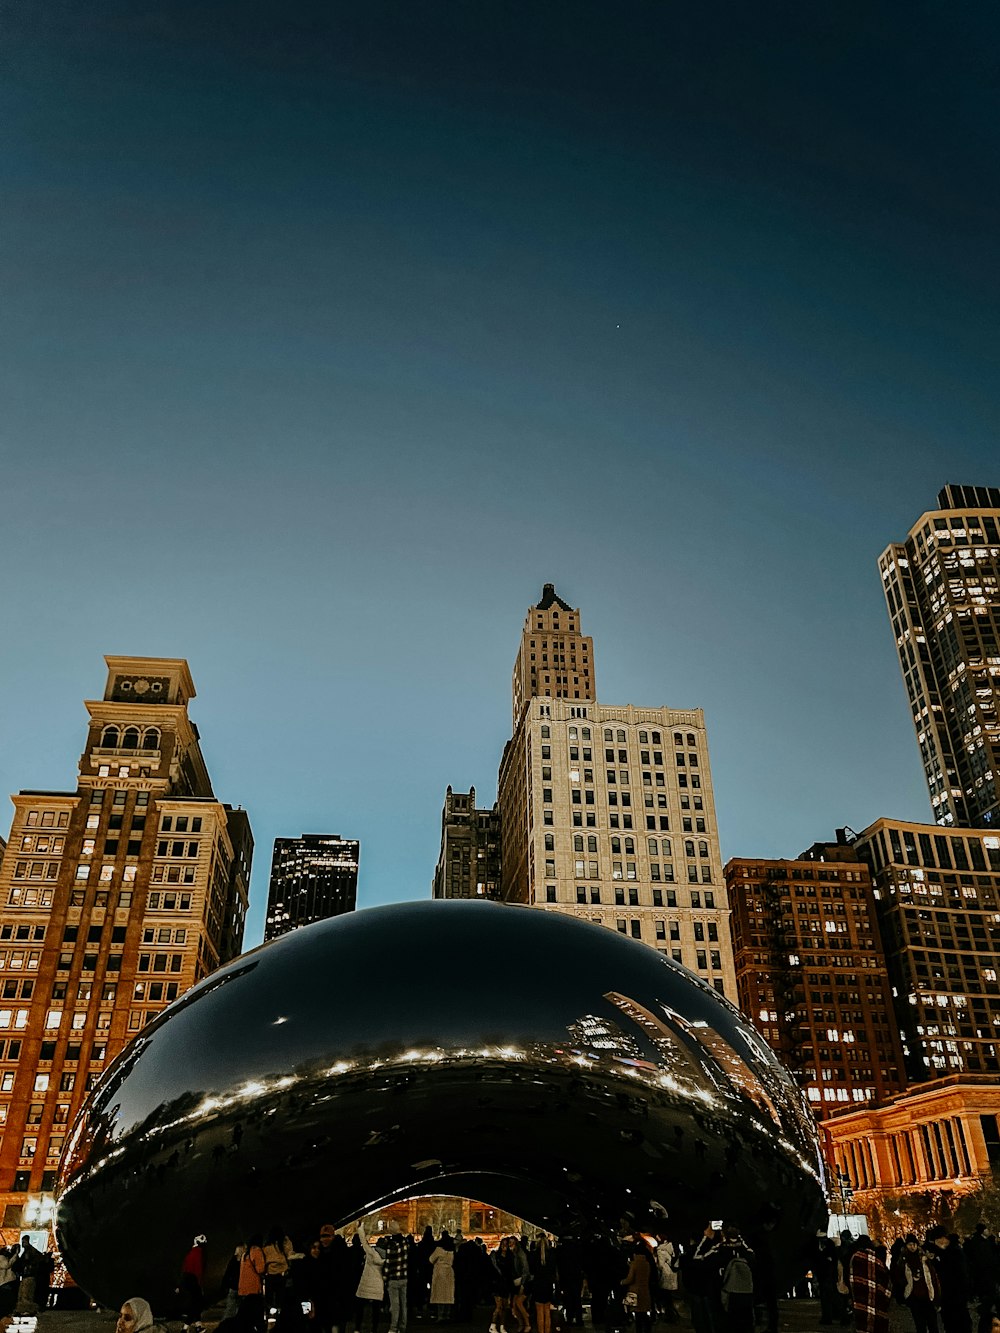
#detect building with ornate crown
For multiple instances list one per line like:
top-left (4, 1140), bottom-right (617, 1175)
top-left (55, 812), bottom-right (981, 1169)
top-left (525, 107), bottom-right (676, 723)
top-left (0, 656), bottom-right (251, 1232)
top-left (497, 586), bottom-right (736, 998)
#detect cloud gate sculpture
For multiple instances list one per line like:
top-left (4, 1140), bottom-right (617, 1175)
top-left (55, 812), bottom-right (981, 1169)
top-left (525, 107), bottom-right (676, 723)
top-left (56, 902), bottom-right (825, 1307)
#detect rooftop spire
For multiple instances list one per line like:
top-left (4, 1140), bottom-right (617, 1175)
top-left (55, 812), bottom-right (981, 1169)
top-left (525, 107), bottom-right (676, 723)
top-left (537, 583), bottom-right (573, 612)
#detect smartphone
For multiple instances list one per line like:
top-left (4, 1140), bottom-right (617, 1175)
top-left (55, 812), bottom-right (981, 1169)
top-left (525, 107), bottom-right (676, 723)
top-left (711, 1220), bottom-right (723, 1231)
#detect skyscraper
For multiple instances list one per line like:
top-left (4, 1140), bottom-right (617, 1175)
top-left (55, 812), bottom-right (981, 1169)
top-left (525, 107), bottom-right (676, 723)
top-left (879, 484), bottom-right (1000, 828)
top-left (725, 837), bottom-right (906, 1114)
top-left (498, 586), bottom-right (736, 998)
top-left (848, 817), bottom-right (1000, 1081)
top-left (432, 787), bottom-right (501, 900)
top-left (264, 834), bottom-right (359, 940)
top-left (0, 656), bottom-right (251, 1226)
top-left (511, 584), bottom-right (595, 728)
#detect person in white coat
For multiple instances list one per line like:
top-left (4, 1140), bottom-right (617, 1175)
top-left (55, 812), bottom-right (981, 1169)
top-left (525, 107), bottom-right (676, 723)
top-left (355, 1222), bottom-right (386, 1333)
top-left (428, 1233), bottom-right (455, 1322)
top-left (654, 1235), bottom-right (680, 1323)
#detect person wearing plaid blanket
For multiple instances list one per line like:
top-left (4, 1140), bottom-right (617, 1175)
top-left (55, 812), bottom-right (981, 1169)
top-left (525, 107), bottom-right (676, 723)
top-left (848, 1237), bottom-right (891, 1333)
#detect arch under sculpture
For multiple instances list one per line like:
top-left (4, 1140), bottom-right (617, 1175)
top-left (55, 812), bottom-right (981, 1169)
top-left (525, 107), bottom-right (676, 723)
top-left (55, 902), bottom-right (826, 1307)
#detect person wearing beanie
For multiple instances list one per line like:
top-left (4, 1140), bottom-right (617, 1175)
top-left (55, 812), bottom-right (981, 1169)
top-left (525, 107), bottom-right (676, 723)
top-left (178, 1235), bottom-right (207, 1333)
top-left (925, 1227), bottom-right (971, 1333)
top-left (891, 1235), bottom-right (940, 1333)
top-left (963, 1224), bottom-right (998, 1333)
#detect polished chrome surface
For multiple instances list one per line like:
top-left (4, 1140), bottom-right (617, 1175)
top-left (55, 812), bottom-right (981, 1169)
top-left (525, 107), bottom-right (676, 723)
top-left (56, 902), bottom-right (825, 1306)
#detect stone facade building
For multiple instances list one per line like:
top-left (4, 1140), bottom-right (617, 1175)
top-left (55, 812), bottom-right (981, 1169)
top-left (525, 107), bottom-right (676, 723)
top-left (0, 656), bottom-right (251, 1230)
top-left (432, 787), bottom-right (501, 900)
top-left (823, 1076), bottom-right (1000, 1215)
top-left (511, 583), bottom-right (595, 727)
top-left (498, 588), bottom-right (735, 998)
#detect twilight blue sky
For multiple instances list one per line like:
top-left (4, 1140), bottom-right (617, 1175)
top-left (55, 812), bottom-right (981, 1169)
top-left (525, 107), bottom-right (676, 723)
top-left (1, 1), bottom-right (998, 945)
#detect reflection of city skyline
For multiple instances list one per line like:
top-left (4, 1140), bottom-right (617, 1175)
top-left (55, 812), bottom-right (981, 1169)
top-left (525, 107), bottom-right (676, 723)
top-left (61, 1011), bottom-right (822, 1218)
top-left (566, 1013), bottom-right (641, 1058)
top-left (65, 980), bottom-right (822, 1196)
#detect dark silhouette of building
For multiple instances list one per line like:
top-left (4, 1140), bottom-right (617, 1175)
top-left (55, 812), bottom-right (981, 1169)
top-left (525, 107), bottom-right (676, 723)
top-left (726, 834), bottom-right (906, 1116)
top-left (879, 484), bottom-right (1000, 828)
top-left (432, 786), bottom-right (501, 900)
top-left (264, 834), bottom-right (359, 939)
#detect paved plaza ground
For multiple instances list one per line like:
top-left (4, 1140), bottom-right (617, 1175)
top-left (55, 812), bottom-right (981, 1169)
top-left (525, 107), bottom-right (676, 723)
top-left (35, 1301), bottom-right (829, 1333)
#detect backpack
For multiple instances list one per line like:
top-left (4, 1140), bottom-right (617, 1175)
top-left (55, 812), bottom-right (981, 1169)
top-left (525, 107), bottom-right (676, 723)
top-left (722, 1255), bottom-right (754, 1300)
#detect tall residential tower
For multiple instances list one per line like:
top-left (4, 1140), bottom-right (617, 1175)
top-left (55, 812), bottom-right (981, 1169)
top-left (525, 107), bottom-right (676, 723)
top-left (880, 484), bottom-right (1000, 828)
top-left (848, 817), bottom-right (1000, 1081)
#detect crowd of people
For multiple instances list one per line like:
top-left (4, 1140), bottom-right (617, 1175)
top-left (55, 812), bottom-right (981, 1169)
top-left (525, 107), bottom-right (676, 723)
top-left (0, 1234), bottom-right (55, 1316)
top-left (109, 1215), bottom-right (1000, 1333)
top-left (163, 1216), bottom-right (800, 1333)
top-left (816, 1223), bottom-right (1000, 1333)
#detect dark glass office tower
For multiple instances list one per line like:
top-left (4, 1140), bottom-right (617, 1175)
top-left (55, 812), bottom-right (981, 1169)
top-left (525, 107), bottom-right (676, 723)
top-left (264, 834), bottom-right (359, 940)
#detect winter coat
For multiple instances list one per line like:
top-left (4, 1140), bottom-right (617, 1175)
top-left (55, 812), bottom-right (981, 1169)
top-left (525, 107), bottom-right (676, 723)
top-left (429, 1248), bottom-right (455, 1305)
top-left (929, 1242), bottom-right (968, 1311)
top-left (511, 1245), bottom-right (530, 1293)
top-left (181, 1245), bottom-right (206, 1285)
top-left (356, 1245), bottom-right (385, 1302)
top-left (239, 1247), bottom-right (266, 1297)
top-left (357, 1237), bottom-right (386, 1301)
top-left (264, 1238), bottom-right (293, 1276)
top-left (529, 1247), bottom-right (559, 1304)
top-left (492, 1248), bottom-right (516, 1298)
top-left (622, 1254), bottom-right (654, 1315)
top-left (900, 1253), bottom-right (940, 1304)
top-left (655, 1242), bottom-right (679, 1293)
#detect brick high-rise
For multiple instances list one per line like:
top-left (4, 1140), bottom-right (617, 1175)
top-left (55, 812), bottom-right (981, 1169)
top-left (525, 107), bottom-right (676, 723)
top-left (0, 657), bottom-right (251, 1228)
top-left (725, 837), bottom-right (906, 1114)
top-left (499, 586), bottom-right (736, 998)
top-left (879, 484), bottom-right (1000, 828)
